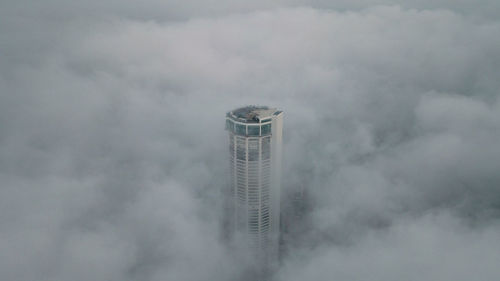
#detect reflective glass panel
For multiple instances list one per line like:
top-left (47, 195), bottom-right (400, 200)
top-left (261, 123), bottom-right (271, 135)
top-left (225, 119), bottom-right (233, 131)
top-left (235, 124), bottom-right (246, 135)
top-left (247, 125), bottom-right (260, 136)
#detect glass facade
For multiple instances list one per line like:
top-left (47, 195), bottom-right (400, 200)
top-left (235, 123), bottom-right (246, 135)
top-left (229, 133), bottom-right (273, 253)
top-left (247, 125), bottom-right (260, 136)
top-left (261, 123), bottom-right (271, 135)
top-left (226, 119), bottom-right (233, 131)
top-left (226, 119), bottom-right (272, 136)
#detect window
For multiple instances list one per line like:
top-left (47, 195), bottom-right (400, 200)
top-left (236, 138), bottom-right (246, 160)
top-left (262, 137), bottom-right (271, 159)
top-left (248, 139), bottom-right (259, 161)
top-left (235, 124), bottom-right (246, 135)
top-left (247, 125), bottom-right (260, 136)
top-left (261, 123), bottom-right (271, 135)
top-left (225, 119), bottom-right (233, 131)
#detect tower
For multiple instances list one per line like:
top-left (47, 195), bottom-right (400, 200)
top-left (225, 106), bottom-right (283, 274)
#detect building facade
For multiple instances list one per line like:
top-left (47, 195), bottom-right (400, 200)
top-left (225, 106), bottom-right (283, 270)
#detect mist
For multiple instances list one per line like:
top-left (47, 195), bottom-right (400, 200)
top-left (1, 1), bottom-right (500, 280)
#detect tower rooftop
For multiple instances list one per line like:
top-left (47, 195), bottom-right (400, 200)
top-left (228, 105), bottom-right (281, 123)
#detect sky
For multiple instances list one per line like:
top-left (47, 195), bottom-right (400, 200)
top-left (1, 1), bottom-right (500, 280)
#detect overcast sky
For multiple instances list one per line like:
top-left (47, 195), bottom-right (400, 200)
top-left (1, 1), bottom-right (500, 280)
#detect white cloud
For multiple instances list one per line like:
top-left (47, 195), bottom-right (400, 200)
top-left (1, 3), bottom-right (500, 281)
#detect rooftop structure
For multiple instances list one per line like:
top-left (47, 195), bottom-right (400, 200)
top-left (227, 105), bottom-right (283, 123)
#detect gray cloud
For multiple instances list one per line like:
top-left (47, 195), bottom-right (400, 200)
top-left (279, 212), bottom-right (500, 281)
top-left (1, 2), bottom-right (500, 281)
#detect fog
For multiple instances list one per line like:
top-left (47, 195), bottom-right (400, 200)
top-left (1, 1), bottom-right (500, 280)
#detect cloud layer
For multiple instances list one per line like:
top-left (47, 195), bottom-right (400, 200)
top-left (1, 2), bottom-right (500, 280)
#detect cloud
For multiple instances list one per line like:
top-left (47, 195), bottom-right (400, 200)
top-left (1, 2), bottom-right (500, 281)
top-left (279, 212), bottom-right (500, 281)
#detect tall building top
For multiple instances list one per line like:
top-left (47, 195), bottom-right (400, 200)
top-left (227, 105), bottom-right (282, 123)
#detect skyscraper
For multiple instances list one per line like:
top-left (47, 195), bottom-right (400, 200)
top-left (225, 106), bottom-right (283, 273)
